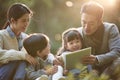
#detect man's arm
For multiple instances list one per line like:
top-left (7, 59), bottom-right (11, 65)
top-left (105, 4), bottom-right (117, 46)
top-left (97, 24), bottom-right (120, 65)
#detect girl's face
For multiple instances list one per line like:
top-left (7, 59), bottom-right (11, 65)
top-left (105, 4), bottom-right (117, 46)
top-left (11, 13), bottom-right (31, 36)
top-left (37, 44), bottom-right (50, 59)
top-left (66, 38), bottom-right (82, 52)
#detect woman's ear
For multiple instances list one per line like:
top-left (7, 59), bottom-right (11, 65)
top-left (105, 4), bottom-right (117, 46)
top-left (10, 18), bottom-right (15, 23)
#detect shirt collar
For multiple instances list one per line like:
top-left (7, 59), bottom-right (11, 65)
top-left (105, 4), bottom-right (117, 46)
top-left (6, 26), bottom-right (22, 39)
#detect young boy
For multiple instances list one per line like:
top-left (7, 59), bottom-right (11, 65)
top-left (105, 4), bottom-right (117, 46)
top-left (23, 33), bottom-right (64, 80)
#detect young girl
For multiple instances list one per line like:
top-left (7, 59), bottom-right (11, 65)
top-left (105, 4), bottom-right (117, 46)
top-left (23, 33), bottom-right (64, 80)
top-left (56, 28), bottom-right (92, 79)
top-left (0, 3), bottom-right (36, 80)
top-left (57, 28), bottom-right (83, 56)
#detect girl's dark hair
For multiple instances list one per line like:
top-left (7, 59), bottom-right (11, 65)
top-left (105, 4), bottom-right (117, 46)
top-left (57, 28), bottom-right (83, 56)
top-left (3, 3), bottom-right (32, 29)
top-left (23, 33), bottom-right (49, 57)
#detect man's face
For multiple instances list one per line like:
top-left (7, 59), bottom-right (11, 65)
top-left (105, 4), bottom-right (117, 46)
top-left (81, 13), bottom-right (100, 36)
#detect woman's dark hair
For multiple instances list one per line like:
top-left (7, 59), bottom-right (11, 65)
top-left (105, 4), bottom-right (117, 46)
top-left (57, 28), bottom-right (83, 56)
top-left (3, 3), bottom-right (32, 29)
top-left (23, 33), bottom-right (49, 57)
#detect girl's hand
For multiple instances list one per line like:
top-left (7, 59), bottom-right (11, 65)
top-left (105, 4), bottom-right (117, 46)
top-left (63, 69), bottom-right (69, 76)
top-left (53, 58), bottom-right (63, 66)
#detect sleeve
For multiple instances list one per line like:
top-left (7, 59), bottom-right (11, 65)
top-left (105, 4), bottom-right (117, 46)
top-left (26, 64), bottom-right (47, 80)
top-left (97, 24), bottom-right (120, 65)
top-left (0, 33), bottom-right (26, 64)
top-left (47, 53), bottom-right (55, 64)
top-left (0, 49), bottom-right (26, 64)
top-left (61, 52), bottom-right (66, 63)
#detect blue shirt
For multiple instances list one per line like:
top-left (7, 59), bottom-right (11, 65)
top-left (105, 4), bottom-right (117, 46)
top-left (6, 26), bottom-right (23, 50)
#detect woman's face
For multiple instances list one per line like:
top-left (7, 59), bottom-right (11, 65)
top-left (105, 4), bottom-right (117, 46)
top-left (66, 38), bottom-right (82, 52)
top-left (11, 13), bottom-right (31, 36)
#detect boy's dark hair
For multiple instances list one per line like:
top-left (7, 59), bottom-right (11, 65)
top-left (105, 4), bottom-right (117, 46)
top-left (23, 33), bottom-right (49, 57)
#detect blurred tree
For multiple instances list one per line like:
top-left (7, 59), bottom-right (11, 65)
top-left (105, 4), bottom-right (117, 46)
top-left (0, 0), bottom-right (8, 29)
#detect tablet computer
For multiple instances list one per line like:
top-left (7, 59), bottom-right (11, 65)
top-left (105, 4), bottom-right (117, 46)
top-left (64, 47), bottom-right (91, 69)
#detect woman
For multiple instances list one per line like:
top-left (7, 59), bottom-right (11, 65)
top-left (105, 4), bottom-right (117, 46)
top-left (0, 3), bottom-right (37, 80)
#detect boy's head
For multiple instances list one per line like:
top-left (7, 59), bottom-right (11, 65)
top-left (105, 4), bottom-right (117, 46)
top-left (23, 33), bottom-right (49, 57)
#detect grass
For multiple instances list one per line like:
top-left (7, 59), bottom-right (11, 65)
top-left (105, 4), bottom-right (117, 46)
top-left (65, 64), bottom-right (110, 80)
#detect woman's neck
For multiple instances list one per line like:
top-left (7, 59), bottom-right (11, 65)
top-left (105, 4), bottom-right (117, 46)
top-left (10, 24), bottom-right (21, 37)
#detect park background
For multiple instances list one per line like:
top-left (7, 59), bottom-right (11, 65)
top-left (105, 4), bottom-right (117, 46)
top-left (0, 0), bottom-right (120, 54)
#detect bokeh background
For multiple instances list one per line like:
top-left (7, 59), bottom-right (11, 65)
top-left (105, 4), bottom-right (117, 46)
top-left (0, 0), bottom-right (120, 54)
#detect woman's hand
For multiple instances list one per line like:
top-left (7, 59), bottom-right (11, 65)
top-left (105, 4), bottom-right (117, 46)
top-left (25, 54), bottom-right (38, 65)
